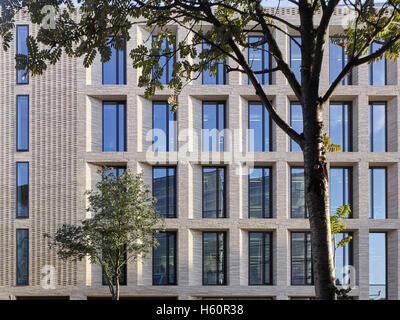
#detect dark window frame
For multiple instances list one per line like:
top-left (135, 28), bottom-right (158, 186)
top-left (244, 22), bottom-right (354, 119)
top-left (369, 166), bottom-right (388, 219)
top-left (248, 231), bottom-right (273, 285)
top-left (329, 166), bottom-right (353, 218)
top-left (202, 42), bottom-right (226, 85)
top-left (248, 102), bottom-right (272, 152)
top-left (202, 231), bottom-right (227, 286)
top-left (290, 232), bottom-right (313, 286)
top-left (102, 37), bottom-right (127, 85)
top-left (202, 101), bottom-right (226, 152)
top-left (369, 102), bottom-right (387, 152)
top-left (152, 101), bottom-right (177, 152)
top-left (334, 232), bottom-right (354, 286)
top-left (329, 37), bottom-right (352, 85)
top-left (152, 231), bottom-right (177, 285)
top-left (248, 167), bottom-right (272, 218)
top-left (329, 102), bottom-right (353, 152)
top-left (202, 167), bottom-right (227, 219)
top-left (290, 167), bottom-right (308, 219)
top-left (16, 228), bottom-right (29, 286)
top-left (290, 102), bottom-right (302, 152)
top-left (102, 101), bottom-right (127, 152)
top-left (369, 42), bottom-right (387, 86)
top-left (152, 166), bottom-right (177, 218)
top-left (152, 35), bottom-right (176, 85)
top-left (16, 161), bottom-right (29, 219)
top-left (16, 95), bottom-right (29, 152)
top-left (248, 36), bottom-right (272, 85)
top-left (16, 24), bottom-right (29, 85)
top-left (290, 36), bottom-right (302, 83)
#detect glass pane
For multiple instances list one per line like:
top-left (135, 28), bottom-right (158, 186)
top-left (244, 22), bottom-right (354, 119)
top-left (291, 168), bottom-right (306, 218)
top-left (203, 233), bottom-right (217, 285)
top-left (291, 103), bottom-right (302, 152)
top-left (168, 233), bottom-right (176, 284)
top-left (217, 233), bottom-right (225, 285)
top-left (291, 233), bottom-right (306, 285)
top-left (334, 233), bottom-right (352, 285)
top-left (330, 168), bottom-right (351, 216)
top-left (102, 37), bottom-right (125, 85)
top-left (249, 36), bottom-right (263, 84)
top-left (168, 168), bottom-right (176, 217)
top-left (249, 233), bottom-right (263, 285)
top-left (264, 233), bottom-right (271, 284)
top-left (153, 103), bottom-right (167, 152)
top-left (290, 37), bottom-right (301, 83)
top-left (330, 103), bottom-right (351, 151)
top-left (202, 43), bottom-right (225, 85)
top-left (168, 108), bottom-right (176, 152)
top-left (370, 42), bottom-right (386, 85)
top-left (118, 104), bottom-right (125, 151)
top-left (369, 103), bottom-right (386, 152)
top-left (369, 168), bottom-right (386, 219)
top-left (103, 102), bottom-right (125, 152)
top-left (17, 162), bottom-right (29, 218)
top-left (17, 25), bottom-right (29, 84)
top-left (17, 96), bottom-right (29, 151)
top-left (218, 103), bottom-right (225, 151)
top-left (16, 229), bottom-right (29, 285)
top-left (203, 103), bottom-right (224, 152)
top-left (153, 168), bottom-right (168, 217)
top-left (153, 233), bottom-right (167, 285)
top-left (249, 103), bottom-right (263, 152)
top-left (369, 233), bottom-right (386, 300)
top-left (249, 169), bottom-right (263, 218)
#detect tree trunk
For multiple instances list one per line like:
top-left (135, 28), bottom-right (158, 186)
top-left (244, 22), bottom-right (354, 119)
top-left (113, 278), bottom-right (120, 300)
top-left (303, 101), bottom-right (336, 300)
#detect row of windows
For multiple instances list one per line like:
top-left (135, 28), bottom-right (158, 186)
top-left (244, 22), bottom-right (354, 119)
top-left (15, 229), bottom-right (387, 299)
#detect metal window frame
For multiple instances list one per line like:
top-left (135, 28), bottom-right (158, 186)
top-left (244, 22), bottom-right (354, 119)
top-left (335, 231), bottom-right (354, 285)
top-left (202, 101), bottom-right (226, 152)
top-left (289, 36), bottom-right (301, 83)
top-left (16, 161), bottom-right (29, 219)
top-left (290, 101), bottom-right (302, 152)
top-left (248, 36), bottom-right (272, 85)
top-left (16, 24), bottom-right (29, 85)
top-left (102, 37), bottom-right (127, 85)
top-left (152, 35), bottom-right (176, 85)
top-left (152, 101), bottom-right (177, 152)
top-left (329, 166), bottom-right (353, 218)
top-left (290, 167), bottom-right (308, 219)
top-left (329, 102), bottom-right (353, 152)
top-left (329, 38), bottom-right (352, 85)
top-left (202, 166), bottom-right (227, 218)
top-left (369, 102), bottom-right (387, 152)
top-left (248, 167), bottom-right (272, 219)
top-left (16, 95), bottom-right (29, 152)
top-left (16, 228), bottom-right (29, 286)
top-left (290, 231), bottom-right (313, 286)
top-left (369, 232), bottom-right (388, 300)
top-left (369, 166), bottom-right (388, 219)
top-left (152, 231), bottom-right (177, 285)
top-left (248, 101), bottom-right (272, 152)
top-left (201, 42), bottom-right (226, 85)
top-left (152, 166), bottom-right (177, 218)
top-left (369, 42), bottom-right (387, 86)
top-left (102, 101), bottom-right (127, 152)
top-left (248, 231), bottom-right (273, 285)
top-left (202, 231), bottom-right (227, 286)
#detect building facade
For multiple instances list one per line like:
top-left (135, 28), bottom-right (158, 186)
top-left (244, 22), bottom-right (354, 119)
top-left (0, 7), bottom-right (399, 300)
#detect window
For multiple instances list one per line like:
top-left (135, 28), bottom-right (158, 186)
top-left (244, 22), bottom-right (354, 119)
top-left (291, 167), bottom-right (307, 218)
top-left (153, 167), bottom-right (176, 218)
top-left (102, 102), bottom-right (126, 152)
top-left (101, 247), bottom-right (127, 286)
top-left (334, 232), bottom-right (353, 285)
top-left (105, 166), bottom-right (125, 178)
top-left (369, 167), bottom-right (386, 219)
top-left (248, 102), bottom-right (271, 152)
top-left (102, 37), bottom-right (126, 85)
top-left (16, 229), bottom-right (29, 285)
top-left (16, 25), bottom-right (29, 84)
top-left (249, 232), bottom-right (272, 285)
top-left (290, 37), bottom-right (301, 82)
top-left (17, 95), bottom-right (29, 151)
top-left (249, 168), bottom-right (271, 218)
top-left (248, 36), bottom-right (271, 85)
top-left (202, 167), bottom-right (226, 218)
top-left (202, 102), bottom-right (225, 152)
top-left (153, 102), bottom-right (176, 152)
top-left (202, 43), bottom-right (225, 85)
top-left (16, 162), bottom-right (29, 218)
top-left (290, 102), bottom-right (302, 152)
top-left (153, 232), bottom-right (176, 285)
top-left (153, 36), bottom-right (175, 85)
top-left (369, 42), bottom-right (386, 85)
top-left (203, 232), bottom-right (226, 285)
top-left (330, 167), bottom-right (352, 217)
top-left (369, 233), bottom-right (386, 300)
top-left (369, 102), bottom-right (386, 152)
top-left (291, 232), bottom-right (312, 285)
top-left (329, 38), bottom-right (351, 85)
top-left (329, 102), bottom-right (352, 152)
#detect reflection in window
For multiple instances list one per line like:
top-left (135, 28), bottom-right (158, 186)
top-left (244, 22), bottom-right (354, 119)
top-left (203, 232), bottom-right (226, 285)
top-left (202, 102), bottom-right (225, 152)
top-left (153, 36), bottom-right (175, 85)
top-left (291, 232), bottom-right (312, 285)
top-left (153, 167), bottom-right (176, 218)
top-left (291, 168), bottom-right (307, 218)
top-left (16, 229), bottom-right (29, 285)
top-left (334, 232), bottom-right (353, 285)
top-left (290, 37), bottom-right (301, 83)
top-left (202, 43), bottom-right (225, 85)
top-left (102, 37), bottom-right (126, 85)
top-left (248, 36), bottom-right (271, 85)
top-left (17, 95), bottom-right (29, 151)
top-left (249, 102), bottom-right (271, 152)
top-left (17, 162), bottom-right (29, 218)
top-left (102, 102), bottom-right (126, 152)
top-left (369, 103), bottom-right (386, 152)
top-left (330, 167), bottom-right (352, 217)
top-left (369, 42), bottom-right (386, 85)
top-left (329, 38), bottom-right (351, 85)
top-left (249, 168), bottom-right (271, 218)
top-left (329, 102), bottom-right (351, 152)
top-left (290, 102), bottom-right (302, 152)
top-left (369, 233), bottom-right (386, 300)
top-left (153, 102), bottom-right (176, 152)
top-left (369, 168), bottom-right (386, 219)
top-left (203, 167), bottom-right (225, 218)
top-left (153, 232), bottom-right (176, 285)
top-left (16, 25), bottom-right (29, 84)
top-left (249, 232), bottom-right (272, 285)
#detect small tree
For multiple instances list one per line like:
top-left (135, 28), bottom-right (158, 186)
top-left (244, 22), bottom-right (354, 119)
top-left (45, 167), bottom-right (164, 300)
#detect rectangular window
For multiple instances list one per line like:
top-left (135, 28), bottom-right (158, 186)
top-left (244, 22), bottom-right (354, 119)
top-left (248, 36), bottom-right (271, 85)
top-left (329, 38), bottom-right (351, 85)
top-left (334, 232), bottom-right (353, 285)
top-left (291, 232), bottom-right (312, 285)
top-left (153, 167), bottom-right (176, 218)
top-left (16, 25), bottom-right (29, 84)
top-left (202, 102), bottom-right (225, 152)
top-left (153, 232), bottom-right (177, 285)
top-left (102, 37), bottom-right (126, 85)
top-left (249, 232), bottom-right (272, 285)
top-left (369, 233), bottom-right (386, 300)
top-left (330, 167), bottom-right (352, 217)
top-left (249, 167), bottom-right (271, 218)
top-left (369, 102), bottom-right (386, 152)
top-left (369, 42), bottom-right (386, 85)
top-left (202, 43), bottom-right (225, 85)
top-left (102, 102), bottom-right (126, 152)
top-left (16, 229), bottom-right (29, 285)
top-left (17, 95), bottom-right (29, 151)
top-left (248, 102), bottom-right (271, 152)
top-left (329, 102), bottom-right (352, 152)
top-left (153, 36), bottom-right (175, 85)
top-left (16, 162), bottom-right (29, 218)
top-left (153, 102), bottom-right (176, 152)
top-left (291, 167), bottom-right (307, 218)
top-left (105, 166), bottom-right (125, 178)
top-left (203, 167), bottom-right (226, 218)
top-left (290, 37), bottom-right (301, 83)
top-left (369, 167), bottom-right (387, 219)
top-left (203, 232), bottom-right (226, 285)
top-left (290, 102), bottom-right (302, 152)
